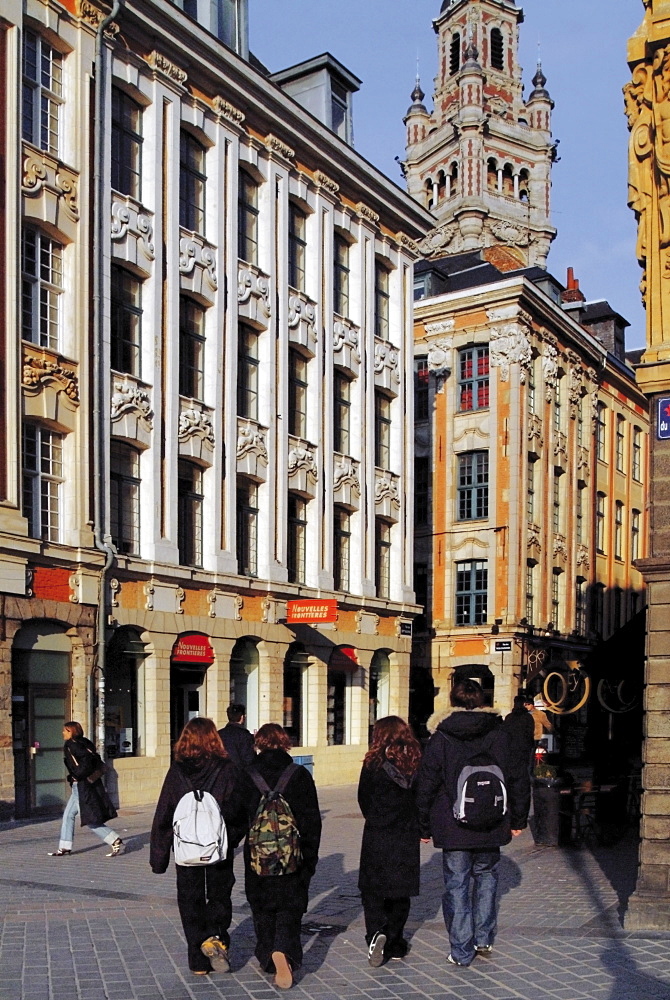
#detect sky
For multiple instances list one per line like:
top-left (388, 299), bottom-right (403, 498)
top-left (250, 0), bottom-right (647, 349)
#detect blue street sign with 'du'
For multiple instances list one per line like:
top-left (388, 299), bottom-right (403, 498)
top-left (658, 398), bottom-right (670, 440)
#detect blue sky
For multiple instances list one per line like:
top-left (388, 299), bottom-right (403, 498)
top-left (251, 0), bottom-right (646, 349)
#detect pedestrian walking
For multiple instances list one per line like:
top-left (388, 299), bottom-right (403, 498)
top-left (47, 721), bottom-right (123, 858)
top-left (416, 679), bottom-right (530, 967)
top-left (358, 716), bottom-right (422, 968)
top-left (150, 718), bottom-right (247, 976)
top-left (529, 698), bottom-right (554, 746)
top-left (242, 723), bottom-right (321, 990)
top-left (218, 702), bottom-right (256, 768)
top-left (503, 694), bottom-right (536, 776)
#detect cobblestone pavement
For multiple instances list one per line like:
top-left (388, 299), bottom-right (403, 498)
top-left (1, 785), bottom-right (669, 1000)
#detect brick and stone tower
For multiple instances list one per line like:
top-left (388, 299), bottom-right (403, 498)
top-left (405, 0), bottom-right (556, 267)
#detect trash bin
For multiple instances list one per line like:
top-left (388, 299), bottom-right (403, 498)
top-left (291, 754), bottom-right (314, 776)
top-left (532, 779), bottom-right (570, 846)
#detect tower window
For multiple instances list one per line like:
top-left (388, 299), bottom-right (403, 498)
top-left (450, 33), bottom-right (461, 76)
top-left (449, 163), bottom-right (459, 198)
top-left (490, 28), bottom-right (504, 71)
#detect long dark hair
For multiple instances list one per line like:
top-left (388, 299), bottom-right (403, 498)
top-left (363, 716), bottom-right (422, 778)
top-left (64, 721), bottom-right (84, 739)
top-left (173, 718), bottom-right (227, 762)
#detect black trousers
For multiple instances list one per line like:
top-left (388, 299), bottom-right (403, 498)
top-left (176, 861), bottom-right (235, 972)
top-left (362, 893), bottom-right (411, 952)
top-left (252, 904), bottom-right (305, 972)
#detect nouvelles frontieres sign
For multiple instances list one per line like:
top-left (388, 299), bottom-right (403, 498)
top-left (286, 599), bottom-right (338, 624)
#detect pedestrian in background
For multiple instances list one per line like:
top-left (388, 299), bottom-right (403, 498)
top-left (416, 680), bottom-right (530, 967)
top-left (503, 694), bottom-right (536, 775)
top-left (358, 716), bottom-right (422, 968)
top-left (150, 718), bottom-right (246, 976)
top-left (218, 703), bottom-right (256, 768)
top-left (242, 723), bottom-right (321, 990)
top-left (529, 697), bottom-right (554, 747)
top-left (48, 721), bottom-right (123, 858)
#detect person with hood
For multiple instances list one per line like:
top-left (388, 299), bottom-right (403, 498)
top-left (503, 694), bottom-right (536, 774)
top-left (241, 723), bottom-right (321, 990)
top-left (357, 716), bottom-right (422, 967)
top-left (217, 702), bottom-right (256, 768)
top-left (150, 718), bottom-right (247, 976)
top-left (416, 679), bottom-right (530, 967)
top-left (47, 720), bottom-right (123, 858)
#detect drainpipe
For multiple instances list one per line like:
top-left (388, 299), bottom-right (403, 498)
top-left (92, 0), bottom-right (124, 754)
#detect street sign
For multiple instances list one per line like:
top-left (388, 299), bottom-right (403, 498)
top-left (399, 621), bottom-right (412, 636)
top-left (658, 397), bottom-right (670, 440)
top-left (494, 640), bottom-right (512, 651)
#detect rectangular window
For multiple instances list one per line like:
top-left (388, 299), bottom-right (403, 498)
top-left (238, 170), bottom-right (258, 265)
top-left (177, 460), bottom-right (203, 567)
top-left (615, 501), bottom-right (623, 560)
top-left (596, 402), bottom-right (607, 461)
top-left (179, 132), bottom-right (206, 234)
top-left (527, 361), bottom-right (536, 415)
top-left (576, 485), bottom-right (584, 544)
top-left (287, 493), bottom-right (307, 584)
top-left (455, 560), bottom-right (488, 626)
top-left (237, 478), bottom-right (258, 577)
top-left (631, 509), bottom-right (640, 562)
top-left (333, 233), bottom-right (350, 317)
top-left (327, 669), bottom-right (347, 746)
top-left (527, 456), bottom-right (536, 522)
top-left (288, 349), bottom-right (308, 438)
top-left (333, 372), bottom-right (351, 454)
top-left (552, 471), bottom-right (561, 534)
top-left (333, 505), bottom-right (350, 592)
top-left (415, 358), bottom-right (429, 421)
top-left (553, 392), bottom-right (561, 436)
top-left (179, 297), bottom-right (205, 399)
top-left (110, 441), bottom-right (140, 555)
top-left (374, 392), bottom-right (391, 469)
top-left (288, 203), bottom-right (306, 291)
top-left (575, 578), bottom-right (587, 635)
top-left (375, 263), bottom-right (390, 340)
top-left (616, 415), bottom-right (625, 472)
top-left (331, 78), bottom-right (348, 139)
top-left (551, 569), bottom-right (561, 628)
top-left (415, 456), bottom-right (431, 526)
top-left (459, 346), bottom-right (489, 412)
top-left (21, 229), bottom-right (62, 350)
top-left (110, 264), bottom-right (142, 376)
top-left (596, 492), bottom-right (606, 553)
top-left (458, 451), bottom-right (488, 521)
top-left (237, 325), bottom-right (259, 420)
top-left (632, 426), bottom-right (642, 481)
top-left (111, 87), bottom-right (142, 199)
top-left (375, 518), bottom-right (391, 598)
top-left (22, 31), bottom-right (62, 155)
top-left (22, 423), bottom-right (63, 542)
top-left (577, 398), bottom-right (584, 447)
top-left (592, 583), bottom-right (605, 635)
top-left (525, 562), bottom-right (535, 624)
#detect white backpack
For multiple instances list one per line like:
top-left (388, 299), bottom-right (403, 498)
top-left (173, 789), bottom-right (228, 866)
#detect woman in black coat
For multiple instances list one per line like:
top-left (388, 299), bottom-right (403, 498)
top-left (358, 716), bottom-right (422, 967)
top-left (47, 721), bottom-right (123, 858)
top-left (150, 718), bottom-right (247, 976)
top-left (242, 723), bottom-right (321, 990)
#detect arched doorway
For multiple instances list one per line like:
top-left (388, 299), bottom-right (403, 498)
top-left (105, 627), bottom-right (147, 758)
top-left (283, 644), bottom-right (309, 746)
top-left (327, 645), bottom-right (358, 746)
top-left (452, 663), bottom-right (495, 707)
top-left (368, 650), bottom-right (391, 742)
top-left (12, 621), bottom-right (71, 817)
top-left (229, 638), bottom-right (260, 734)
top-left (170, 632), bottom-right (214, 744)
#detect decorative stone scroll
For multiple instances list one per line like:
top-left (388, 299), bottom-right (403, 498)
top-left (425, 319), bottom-right (455, 336)
top-left (22, 146), bottom-right (80, 240)
top-left (111, 199), bottom-right (155, 264)
top-left (288, 445), bottom-right (318, 479)
top-left (208, 591), bottom-right (243, 620)
top-left (576, 544), bottom-right (590, 571)
top-left (147, 51), bottom-right (187, 86)
top-left (315, 171), bottom-right (340, 196)
top-left (528, 412), bottom-right (544, 451)
top-left (489, 324), bottom-right (532, 382)
top-left (178, 407), bottom-right (215, 446)
top-left (237, 420), bottom-right (268, 481)
top-left (179, 235), bottom-right (217, 303)
top-left (213, 96), bottom-right (245, 126)
top-left (553, 536), bottom-right (568, 568)
top-left (333, 456), bottom-right (361, 509)
top-left (416, 222), bottom-right (458, 257)
top-left (265, 134), bottom-right (295, 161)
top-left (396, 232), bottom-right (420, 256)
top-left (238, 266), bottom-right (271, 327)
top-left (426, 338), bottom-right (452, 382)
top-left (111, 382), bottom-right (153, 428)
top-left (374, 339), bottom-right (401, 391)
top-left (333, 319), bottom-right (361, 376)
top-left (288, 294), bottom-right (317, 349)
top-left (375, 473), bottom-right (401, 521)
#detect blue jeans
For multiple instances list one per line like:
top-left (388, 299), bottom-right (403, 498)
top-left (59, 783), bottom-right (119, 850)
top-left (442, 849), bottom-right (500, 965)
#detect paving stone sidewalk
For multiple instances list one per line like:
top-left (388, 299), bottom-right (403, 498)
top-left (1, 785), bottom-right (669, 1000)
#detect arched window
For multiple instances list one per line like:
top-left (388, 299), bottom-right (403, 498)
top-left (425, 178), bottom-right (433, 210)
top-left (519, 168), bottom-right (530, 203)
top-left (449, 163), bottom-right (459, 198)
top-left (230, 638), bottom-right (260, 733)
top-left (450, 32), bottom-right (461, 75)
top-left (487, 158), bottom-right (498, 192)
top-left (502, 163), bottom-right (514, 197)
top-left (283, 644), bottom-right (309, 746)
top-left (369, 650), bottom-right (391, 741)
top-left (327, 646), bottom-right (357, 745)
top-left (490, 28), bottom-right (504, 71)
top-left (105, 627), bottom-right (147, 757)
top-left (436, 170), bottom-right (446, 202)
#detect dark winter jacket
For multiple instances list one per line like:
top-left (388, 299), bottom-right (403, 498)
top-left (149, 755), bottom-right (247, 873)
top-left (217, 722), bottom-right (256, 768)
top-left (416, 707), bottom-right (530, 850)
top-left (64, 736), bottom-right (117, 828)
top-left (358, 760), bottom-right (420, 898)
top-left (241, 749), bottom-right (322, 910)
top-left (502, 706), bottom-right (535, 758)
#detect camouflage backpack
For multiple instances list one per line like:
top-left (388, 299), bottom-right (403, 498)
top-left (248, 764), bottom-right (303, 876)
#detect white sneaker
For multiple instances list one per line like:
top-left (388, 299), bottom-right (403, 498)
top-left (368, 932), bottom-right (386, 968)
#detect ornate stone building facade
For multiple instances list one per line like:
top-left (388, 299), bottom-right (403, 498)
top-left (0, 0), bottom-right (432, 816)
top-left (625, 0), bottom-right (670, 932)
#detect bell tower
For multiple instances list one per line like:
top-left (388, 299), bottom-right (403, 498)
top-left (404, 0), bottom-right (556, 266)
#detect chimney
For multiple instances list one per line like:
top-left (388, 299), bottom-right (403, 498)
top-left (561, 267), bottom-right (586, 304)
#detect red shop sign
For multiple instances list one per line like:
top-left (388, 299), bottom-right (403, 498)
top-left (172, 632), bottom-right (215, 665)
top-left (286, 599), bottom-right (338, 624)
top-left (329, 646), bottom-right (358, 673)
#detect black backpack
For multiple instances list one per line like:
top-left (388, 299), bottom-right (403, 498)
top-left (442, 731), bottom-right (508, 831)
